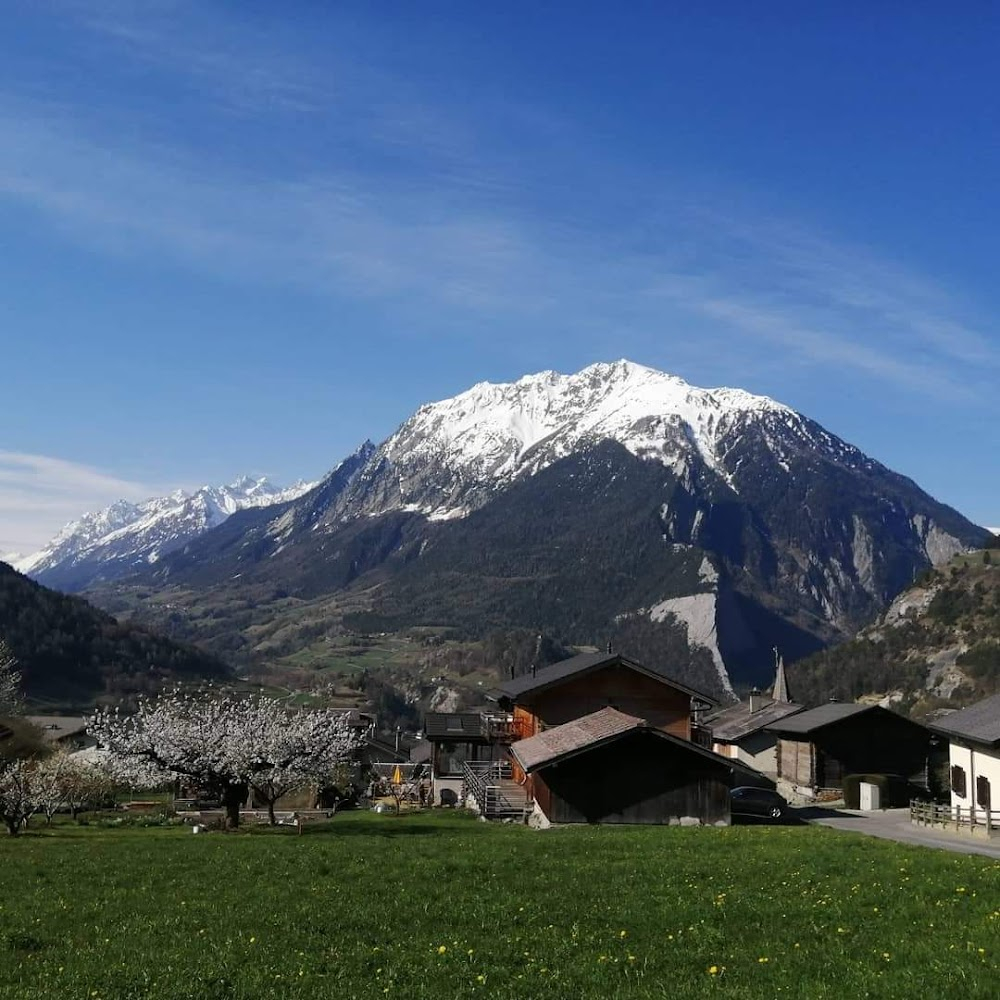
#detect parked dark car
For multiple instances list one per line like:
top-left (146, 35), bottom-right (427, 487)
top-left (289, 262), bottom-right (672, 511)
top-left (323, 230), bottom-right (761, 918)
top-left (730, 786), bottom-right (788, 820)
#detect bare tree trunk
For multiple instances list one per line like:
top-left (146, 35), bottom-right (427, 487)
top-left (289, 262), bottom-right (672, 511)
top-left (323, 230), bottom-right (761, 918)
top-left (222, 782), bottom-right (247, 829)
top-left (4, 817), bottom-right (19, 836)
top-left (267, 799), bottom-right (277, 826)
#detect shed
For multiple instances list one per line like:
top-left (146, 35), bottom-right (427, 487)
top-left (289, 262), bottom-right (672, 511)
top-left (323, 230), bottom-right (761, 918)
top-left (510, 707), bottom-right (732, 827)
top-left (768, 703), bottom-right (937, 795)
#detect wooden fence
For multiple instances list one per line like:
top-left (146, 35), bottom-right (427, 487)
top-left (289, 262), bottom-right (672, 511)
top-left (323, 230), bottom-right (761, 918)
top-left (910, 799), bottom-right (1000, 837)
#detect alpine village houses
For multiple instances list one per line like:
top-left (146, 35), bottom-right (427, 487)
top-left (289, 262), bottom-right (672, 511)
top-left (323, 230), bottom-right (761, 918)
top-left (416, 648), bottom-right (946, 826)
top-left (425, 650), bottom-right (755, 827)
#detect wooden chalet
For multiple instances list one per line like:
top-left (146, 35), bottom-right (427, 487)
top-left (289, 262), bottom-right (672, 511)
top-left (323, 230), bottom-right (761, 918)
top-left (483, 650), bottom-right (750, 825)
top-left (510, 707), bottom-right (731, 827)
top-left (496, 650), bottom-right (715, 746)
top-left (25, 716), bottom-right (95, 751)
top-left (768, 703), bottom-right (938, 797)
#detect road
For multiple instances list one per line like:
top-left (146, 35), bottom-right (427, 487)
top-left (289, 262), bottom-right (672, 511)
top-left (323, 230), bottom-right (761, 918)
top-left (797, 806), bottom-right (1000, 860)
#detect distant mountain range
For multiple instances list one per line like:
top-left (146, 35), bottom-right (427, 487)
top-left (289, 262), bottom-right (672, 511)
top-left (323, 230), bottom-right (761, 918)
top-left (23, 361), bottom-right (990, 699)
top-left (16, 476), bottom-right (314, 592)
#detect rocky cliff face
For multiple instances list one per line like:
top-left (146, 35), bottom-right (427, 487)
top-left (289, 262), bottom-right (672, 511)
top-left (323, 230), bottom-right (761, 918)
top-left (788, 546), bottom-right (1000, 712)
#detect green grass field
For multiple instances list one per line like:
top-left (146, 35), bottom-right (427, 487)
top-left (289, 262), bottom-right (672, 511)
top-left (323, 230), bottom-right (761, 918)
top-left (0, 812), bottom-right (997, 999)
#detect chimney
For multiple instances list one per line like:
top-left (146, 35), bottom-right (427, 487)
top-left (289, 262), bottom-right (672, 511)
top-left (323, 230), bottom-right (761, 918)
top-left (606, 639), bottom-right (613, 654)
top-left (748, 687), bottom-right (766, 714)
top-left (394, 726), bottom-right (401, 752)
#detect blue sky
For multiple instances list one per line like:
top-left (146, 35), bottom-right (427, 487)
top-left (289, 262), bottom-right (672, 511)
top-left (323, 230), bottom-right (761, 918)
top-left (3, 2), bottom-right (1000, 552)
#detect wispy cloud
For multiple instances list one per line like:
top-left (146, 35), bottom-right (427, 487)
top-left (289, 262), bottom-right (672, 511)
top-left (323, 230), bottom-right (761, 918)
top-left (642, 206), bottom-right (999, 402)
top-left (4, 3), bottom-right (997, 409)
top-left (0, 451), bottom-right (169, 553)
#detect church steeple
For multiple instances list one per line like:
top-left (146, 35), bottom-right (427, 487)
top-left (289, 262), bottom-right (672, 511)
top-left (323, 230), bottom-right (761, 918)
top-left (771, 647), bottom-right (791, 703)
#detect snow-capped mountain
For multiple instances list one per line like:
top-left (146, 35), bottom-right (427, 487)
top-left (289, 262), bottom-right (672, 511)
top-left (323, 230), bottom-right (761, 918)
top-left (18, 476), bottom-right (315, 592)
top-left (92, 360), bottom-right (989, 697)
top-left (327, 360), bottom-right (861, 521)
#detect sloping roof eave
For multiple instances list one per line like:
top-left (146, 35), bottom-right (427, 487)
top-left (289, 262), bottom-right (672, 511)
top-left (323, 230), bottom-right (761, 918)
top-left (512, 712), bottom-right (736, 775)
top-left (499, 652), bottom-right (717, 707)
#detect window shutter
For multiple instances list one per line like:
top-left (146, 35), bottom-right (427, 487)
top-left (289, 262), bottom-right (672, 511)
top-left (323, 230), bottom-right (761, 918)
top-left (950, 765), bottom-right (967, 798)
top-left (976, 775), bottom-right (991, 809)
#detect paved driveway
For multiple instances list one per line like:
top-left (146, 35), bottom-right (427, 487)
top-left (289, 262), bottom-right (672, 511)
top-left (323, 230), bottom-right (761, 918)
top-left (797, 806), bottom-right (1000, 859)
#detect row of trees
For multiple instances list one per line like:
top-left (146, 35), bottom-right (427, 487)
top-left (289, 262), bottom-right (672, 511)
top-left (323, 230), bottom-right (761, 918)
top-left (0, 750), bottom-right (113, 836)
top-left (2, 632), bottom-right (365, 832)
top-left (1, 639), bottom-right (113, 834)
top-left (88, 690), bottom-right (364, 828)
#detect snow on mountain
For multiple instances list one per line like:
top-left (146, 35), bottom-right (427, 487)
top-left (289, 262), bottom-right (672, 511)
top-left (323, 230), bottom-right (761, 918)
top-left (17, 476), bottom-right (315, 589)
top-left (310, 359), bottom-right (875, 530)
top-left (388, 358), bottom-right (795, 488)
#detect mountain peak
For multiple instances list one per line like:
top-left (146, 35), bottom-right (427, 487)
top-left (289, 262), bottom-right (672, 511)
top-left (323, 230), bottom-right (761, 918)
top-left (383, 360), bottom-right (797, 512)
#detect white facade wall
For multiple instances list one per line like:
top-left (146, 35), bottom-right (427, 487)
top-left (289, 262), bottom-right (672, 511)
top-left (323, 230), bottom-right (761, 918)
top-left (713, 731), bottom-right (780, 776)
top-left (949, 742), bottom-right (1000, 823)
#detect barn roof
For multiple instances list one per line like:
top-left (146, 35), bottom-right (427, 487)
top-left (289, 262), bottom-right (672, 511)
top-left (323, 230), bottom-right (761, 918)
top-left (765, 702), bottom-right (872, 736)
top-left (510, 706), bottom-right (733, 774)
top-left (765, 702), bottom-right (934, 739)
top-left (707, 698), bottom-right (806, 742)
top-left (929, 692), bottom-right (1000, 747)
top-left (498, 652), bottom-right (716, 707)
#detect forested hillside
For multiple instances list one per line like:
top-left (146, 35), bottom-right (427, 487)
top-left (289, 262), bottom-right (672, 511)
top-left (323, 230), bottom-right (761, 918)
top-left (788, 543), bottom-right (1000, 714)
top-left (0, 561), bottom-right (230, 708)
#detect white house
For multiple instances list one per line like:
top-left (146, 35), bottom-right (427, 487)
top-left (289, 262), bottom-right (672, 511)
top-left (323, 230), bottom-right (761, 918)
top-left (930, 692), bottom-right (1000, 824)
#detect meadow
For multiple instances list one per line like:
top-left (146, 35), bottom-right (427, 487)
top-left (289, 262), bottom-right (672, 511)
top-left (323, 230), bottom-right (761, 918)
top-left (0, 811), bottom-right (997, 999)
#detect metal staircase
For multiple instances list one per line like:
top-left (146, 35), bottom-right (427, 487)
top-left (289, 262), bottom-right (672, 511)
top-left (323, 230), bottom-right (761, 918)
top-left (461, 760), bottom-right (530, 821)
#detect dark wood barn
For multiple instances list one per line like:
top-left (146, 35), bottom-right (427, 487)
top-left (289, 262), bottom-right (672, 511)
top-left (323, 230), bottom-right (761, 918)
top-left (511, 707), bottom-right (732, 826)
top-left (768, 704), bottom-right (938, 794)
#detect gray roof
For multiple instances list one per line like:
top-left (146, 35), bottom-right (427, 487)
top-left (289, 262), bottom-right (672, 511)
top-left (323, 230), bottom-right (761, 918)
top-left (510, 706), bottom-right (734, 774)
top-left (499, 652), bottom-right (716, 706)
top-left (765, 702), bottom-right (873, 736)
top-left (707, 699), bottom-right (806, 742)
top-left (929, 693), bottom-right (1000, 747)
top-left (25, 716), bottom-right (90, 743)
top-left (423, 713), bottom-right (487, 740)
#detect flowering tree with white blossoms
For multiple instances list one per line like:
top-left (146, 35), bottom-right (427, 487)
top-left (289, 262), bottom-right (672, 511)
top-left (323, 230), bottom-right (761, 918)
top-left (29, 750), bottom-right (114, 824)
top-left (88, 690), bottom-right (363, 828)
top-left (0, 758), bottom-right (37, 835)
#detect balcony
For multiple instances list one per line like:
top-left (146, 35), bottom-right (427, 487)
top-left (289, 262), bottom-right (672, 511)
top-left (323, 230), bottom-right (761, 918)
top-left (481, 713), bottom-right (529, 743)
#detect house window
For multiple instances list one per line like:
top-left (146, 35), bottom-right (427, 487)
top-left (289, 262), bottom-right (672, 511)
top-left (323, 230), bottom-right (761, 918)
top-left (950, 764), bottom-right (967, 798)
top-left (976, 775), bottom-right (991, 810)
top-left (436, 742), bottom-right (490, 776)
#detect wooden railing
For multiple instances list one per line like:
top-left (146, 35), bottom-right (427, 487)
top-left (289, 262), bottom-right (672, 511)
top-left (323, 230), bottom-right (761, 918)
top-left (910, 799), bottom-right (1000, 836)
top-left (480, 714), bottom-right (528, 742)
